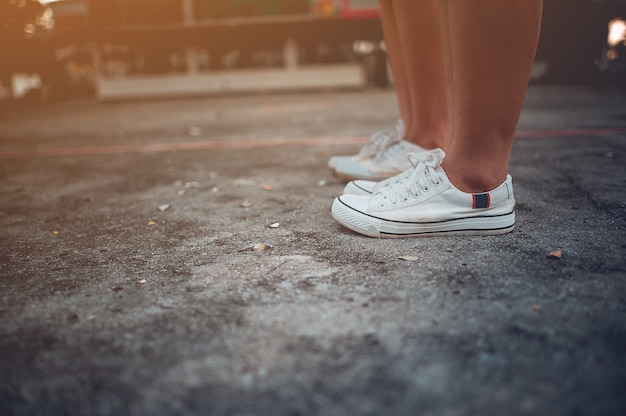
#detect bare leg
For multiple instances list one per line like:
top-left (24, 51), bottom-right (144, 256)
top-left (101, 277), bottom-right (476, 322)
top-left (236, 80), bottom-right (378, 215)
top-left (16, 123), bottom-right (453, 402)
top-left (392, 0), bottom-right (448, 149)
top-left (327, 3), bottom-right (431, 183)
top-left (378, 0), bottom-right (412, 133)
top-left (439, 0), bottom-right (543, 192)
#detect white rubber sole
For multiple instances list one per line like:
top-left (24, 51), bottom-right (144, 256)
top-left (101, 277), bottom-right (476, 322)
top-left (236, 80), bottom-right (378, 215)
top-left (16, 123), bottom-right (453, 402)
top-left (331, 167), bottom-right (390, 183)
top-left (332, 197), bottom-right (515, 238)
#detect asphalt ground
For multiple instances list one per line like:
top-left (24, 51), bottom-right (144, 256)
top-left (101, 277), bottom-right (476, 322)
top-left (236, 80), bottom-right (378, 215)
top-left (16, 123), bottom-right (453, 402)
top-left (1, 85), bottom-right (625, 416)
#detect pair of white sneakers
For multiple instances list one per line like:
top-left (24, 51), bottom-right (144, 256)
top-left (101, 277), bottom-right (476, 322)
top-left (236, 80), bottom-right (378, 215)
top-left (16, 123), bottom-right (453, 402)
top-left (329, 122), bottom-right (516, 238)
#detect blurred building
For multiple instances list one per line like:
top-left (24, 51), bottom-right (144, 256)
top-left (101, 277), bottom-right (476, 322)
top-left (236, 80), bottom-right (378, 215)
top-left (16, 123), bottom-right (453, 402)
top-left (80, 0), bottom-right (384, 99)
top-left (1, 0), bottom-right (624, 103)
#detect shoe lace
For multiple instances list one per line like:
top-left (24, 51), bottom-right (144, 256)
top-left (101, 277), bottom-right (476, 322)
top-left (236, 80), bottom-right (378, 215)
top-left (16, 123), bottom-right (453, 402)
top-left (356, 131), bottom-right (393, 159)
top-left (357, 120), bottom-right (406, 161)
top-left (371, 134), bottom-right (403, 163)
top-left (374, 150), bottom-right (445, 207)
top-left (372, 165), bottom-right (414, 193)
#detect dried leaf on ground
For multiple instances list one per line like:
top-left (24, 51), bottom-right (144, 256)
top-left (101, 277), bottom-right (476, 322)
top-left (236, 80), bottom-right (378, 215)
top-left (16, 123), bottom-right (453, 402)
top-left (547, 249), bottom-right (562, 259)
top-left (147, 220), bottom-right (156, 225)
top-left (532, 304), bottom-right (542, 311)
top-left (398, 255), bottom-right (419, 261)
top-left (262, 184), bottom-right (273, 191)
top-left (52, 230), bottom-right (60, 235)
top-left (252, 243), bottom-right (270, 251)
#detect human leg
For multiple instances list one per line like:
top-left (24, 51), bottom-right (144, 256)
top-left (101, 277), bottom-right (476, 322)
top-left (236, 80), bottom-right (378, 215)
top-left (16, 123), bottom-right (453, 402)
top-left (439, 0), bottom-right (543, 193)
top-left (392, 0), bottom-right (447, 149)
top-left (331, 0), bottom-right (543, 237)
top-left (329, 0), bottom-right (447, 181)
top-left (377, 0), bottom-right (412, 131)
top-left (328, 0), bottom-right (420, 180)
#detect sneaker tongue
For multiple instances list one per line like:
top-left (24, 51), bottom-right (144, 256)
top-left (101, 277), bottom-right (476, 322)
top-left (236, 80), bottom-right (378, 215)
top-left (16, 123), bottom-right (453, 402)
top-left (429, 148), bottom-right (446, 161)
top-left (374, 134), bottom-right (402, 160)
top-left (358, 131), bottom-right (391, 158)
top-left (407, 148), bottom-right (445, 168)
top-left (395, 119), bottom-right (406, 139)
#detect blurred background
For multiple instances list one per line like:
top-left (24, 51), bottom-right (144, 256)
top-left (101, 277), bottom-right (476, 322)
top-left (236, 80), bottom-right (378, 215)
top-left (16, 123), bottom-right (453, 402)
top-left (1, 0), bottom-right (625, 105)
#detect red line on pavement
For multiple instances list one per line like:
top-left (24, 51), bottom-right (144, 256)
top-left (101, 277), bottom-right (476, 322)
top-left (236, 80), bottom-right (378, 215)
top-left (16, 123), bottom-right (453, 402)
top-left (0, 127), bottom-right (625, 159)
top-left (0, 136), bottom-right (367, 158)
top-left (514, 127), bottom-right (626, 138)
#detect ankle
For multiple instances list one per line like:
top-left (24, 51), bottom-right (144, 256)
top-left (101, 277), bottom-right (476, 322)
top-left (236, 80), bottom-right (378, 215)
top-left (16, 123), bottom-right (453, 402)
top-left (404, 134), bottom-right (446, 151)
top-left (442, 162), bottom-right (505, 194)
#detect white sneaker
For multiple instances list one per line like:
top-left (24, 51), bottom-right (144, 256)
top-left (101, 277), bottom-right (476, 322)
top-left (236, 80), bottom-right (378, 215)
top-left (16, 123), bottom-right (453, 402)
top-left (328, 120), bottom-right (426, 182)
top-left (331, 149), bottom-right (516, 238)
top-left (328, 119), bottom-right (406, 172)
top-left (333, 137), bottom-right (426, 182)
top-left (328, 129), bottom-right (393, 172)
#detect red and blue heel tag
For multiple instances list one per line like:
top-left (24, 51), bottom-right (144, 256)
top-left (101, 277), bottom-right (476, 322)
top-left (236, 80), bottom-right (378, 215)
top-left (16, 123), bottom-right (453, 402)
top-left (472, 193), bottom-right (491, 209)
